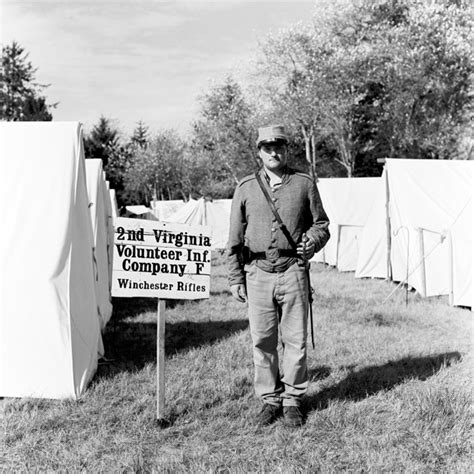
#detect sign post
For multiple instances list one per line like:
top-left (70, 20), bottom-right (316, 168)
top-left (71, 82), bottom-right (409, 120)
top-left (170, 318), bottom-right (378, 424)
top-left (156, 298), bottom-right (166, 423)
top-left (111, 217), bottom-right (212, 425)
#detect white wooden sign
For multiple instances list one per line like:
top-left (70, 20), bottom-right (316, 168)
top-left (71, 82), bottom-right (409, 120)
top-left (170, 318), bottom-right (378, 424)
top-left (112, 217), bottom-right (211, 299)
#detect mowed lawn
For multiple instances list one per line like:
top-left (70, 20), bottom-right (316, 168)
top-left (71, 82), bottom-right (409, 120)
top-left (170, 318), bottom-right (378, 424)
top-left (3, 254), bottom-right (472, 472)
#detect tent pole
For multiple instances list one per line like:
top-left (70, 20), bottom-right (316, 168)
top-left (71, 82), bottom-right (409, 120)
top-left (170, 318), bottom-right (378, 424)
top-left (336, 224), bottom-right (341, 269)
top-left (393, 226), bottom-right (410, 306)
top-left (448, 231), bottom-right (454, 306)
top-left (384, 167), bottom-right (392, 281)
top-left (417, 228), bottom-right (427, 297)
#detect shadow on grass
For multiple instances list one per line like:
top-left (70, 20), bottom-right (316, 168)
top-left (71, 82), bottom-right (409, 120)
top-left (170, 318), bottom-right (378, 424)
top-left (111, 297), bottom-right (203, 316)
top-left (97, 318), bottom-right (249, 379)
top-left (308, 366), bottom-right (332, 381)
top-left (210, 289), bottom-right (232, 297)
top-left (305, 352), bottom-right (462, 412)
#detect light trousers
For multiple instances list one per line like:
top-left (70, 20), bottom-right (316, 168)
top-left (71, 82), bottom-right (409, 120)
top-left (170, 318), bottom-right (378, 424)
top-left (245, 262), bottom-right (309, 407)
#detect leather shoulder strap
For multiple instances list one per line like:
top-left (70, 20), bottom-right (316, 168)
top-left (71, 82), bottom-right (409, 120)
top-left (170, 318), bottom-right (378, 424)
top-left (255, 171), bottom-right (298, 251)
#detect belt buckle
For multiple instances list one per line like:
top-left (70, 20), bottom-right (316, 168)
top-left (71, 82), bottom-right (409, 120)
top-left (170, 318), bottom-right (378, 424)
top-left (265, 248), bottom-right (279, 262)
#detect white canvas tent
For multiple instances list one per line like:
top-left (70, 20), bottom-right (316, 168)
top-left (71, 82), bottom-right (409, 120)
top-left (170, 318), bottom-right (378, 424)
top-left (353, 181), bottom-right (388, 280)
top-left (151, 199), bottom-right (186, 221)
top-left (312, 177), bottom-right (382, 271)
top-left (124, 205), bottom-right (157, 220)
top-left (109, 188), bottom-right (119, 219)
top-left (165, 198), bottom-right (232, 249)
top-left (164, 198), bottom-right (198, 222)
top-left (355, 159), bottom-right (472, 308)
top-left (85, 159), bottom-right (113, 328)
top-left (0, 122), bottom-right (102, 399)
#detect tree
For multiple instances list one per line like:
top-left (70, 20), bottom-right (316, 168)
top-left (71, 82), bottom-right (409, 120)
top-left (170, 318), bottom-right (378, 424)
top-left (373, 1), bottom-right (472, 160)
top-left (130, 120), bottom-right (149, 148)
top-left (335, 0), bottom-right (473, 162)
top-left (256, 26), bottom-right (364, 177)
top-left (180, 150), bottom-right (216, 199)
top-left (0, 41), bottom-right (55, 121)
top-left (84, 116), bottom-right (134, 205)
top-left (84, 116), bottom-right (120, 166)
top-left (124, 130), bottom-right (187, 203)
top-left (191, 76), bottom-right (258, 197)
top-left (255, 0), bottom-right (473, 177)
top-left (103, 141), bottom-right (135, 207)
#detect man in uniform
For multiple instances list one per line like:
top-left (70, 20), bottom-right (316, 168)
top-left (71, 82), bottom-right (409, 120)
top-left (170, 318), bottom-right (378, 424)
top-left (227, 124), bottom-right (330, 428)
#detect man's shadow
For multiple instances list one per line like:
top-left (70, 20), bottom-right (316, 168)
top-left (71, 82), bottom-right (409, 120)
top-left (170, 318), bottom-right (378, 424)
top-left (304, 352), bottom-right (462, 412)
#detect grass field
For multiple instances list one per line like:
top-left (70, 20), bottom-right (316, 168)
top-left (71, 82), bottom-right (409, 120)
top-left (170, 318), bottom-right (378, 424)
top-left (2, 254), bottom-right (472, 472)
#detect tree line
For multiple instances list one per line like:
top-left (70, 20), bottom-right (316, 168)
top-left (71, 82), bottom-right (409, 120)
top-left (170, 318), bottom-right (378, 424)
top-left (1, 0), bottom-right (472, 207)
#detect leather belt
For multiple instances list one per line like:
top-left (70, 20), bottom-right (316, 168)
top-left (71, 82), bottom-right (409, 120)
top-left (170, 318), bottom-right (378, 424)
top-left (249, 248), bottom-right (298, 262)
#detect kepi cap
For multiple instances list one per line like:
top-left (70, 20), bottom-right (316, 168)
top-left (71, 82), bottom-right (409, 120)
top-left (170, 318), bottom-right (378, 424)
top-left (256, 124), bottom-right (289, 147)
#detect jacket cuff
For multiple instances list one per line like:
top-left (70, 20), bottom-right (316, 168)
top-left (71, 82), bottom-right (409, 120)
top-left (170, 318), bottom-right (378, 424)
top-left (228, 275), bottom-right (245, 286)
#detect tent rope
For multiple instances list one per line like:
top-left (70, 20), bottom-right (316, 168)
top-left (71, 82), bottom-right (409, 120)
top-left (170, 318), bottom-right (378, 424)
top-left (381, 195), bottom-right (471, 305)
top-left (381, 235), bottom-right (444, 304)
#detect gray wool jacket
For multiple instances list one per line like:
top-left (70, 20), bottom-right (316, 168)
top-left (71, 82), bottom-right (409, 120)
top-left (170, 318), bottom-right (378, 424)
top-left (227, 167), bottom-right (330, 286)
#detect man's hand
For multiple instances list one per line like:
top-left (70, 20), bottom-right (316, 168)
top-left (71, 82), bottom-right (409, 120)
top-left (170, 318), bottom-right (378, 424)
top-left (230, 284), bottom-right (247, 303)
top-left (297, 235), bottom-right (316, 260)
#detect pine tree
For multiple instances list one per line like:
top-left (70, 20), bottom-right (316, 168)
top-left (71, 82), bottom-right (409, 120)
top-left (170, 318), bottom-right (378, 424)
top-left (84, 116), bottom-right (120, 166)
top-left (131, 120), bottom-right (149, 148)
top-left (0, 41), bottom-right (54, 121)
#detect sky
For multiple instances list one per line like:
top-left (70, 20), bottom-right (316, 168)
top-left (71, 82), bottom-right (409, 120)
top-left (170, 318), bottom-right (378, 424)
top-left (1, 0), bottom-right (320, 137)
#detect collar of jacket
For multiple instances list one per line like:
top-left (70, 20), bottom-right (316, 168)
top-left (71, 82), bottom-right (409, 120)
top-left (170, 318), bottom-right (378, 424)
top-left (260, 165), bottom-right (292, 186)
